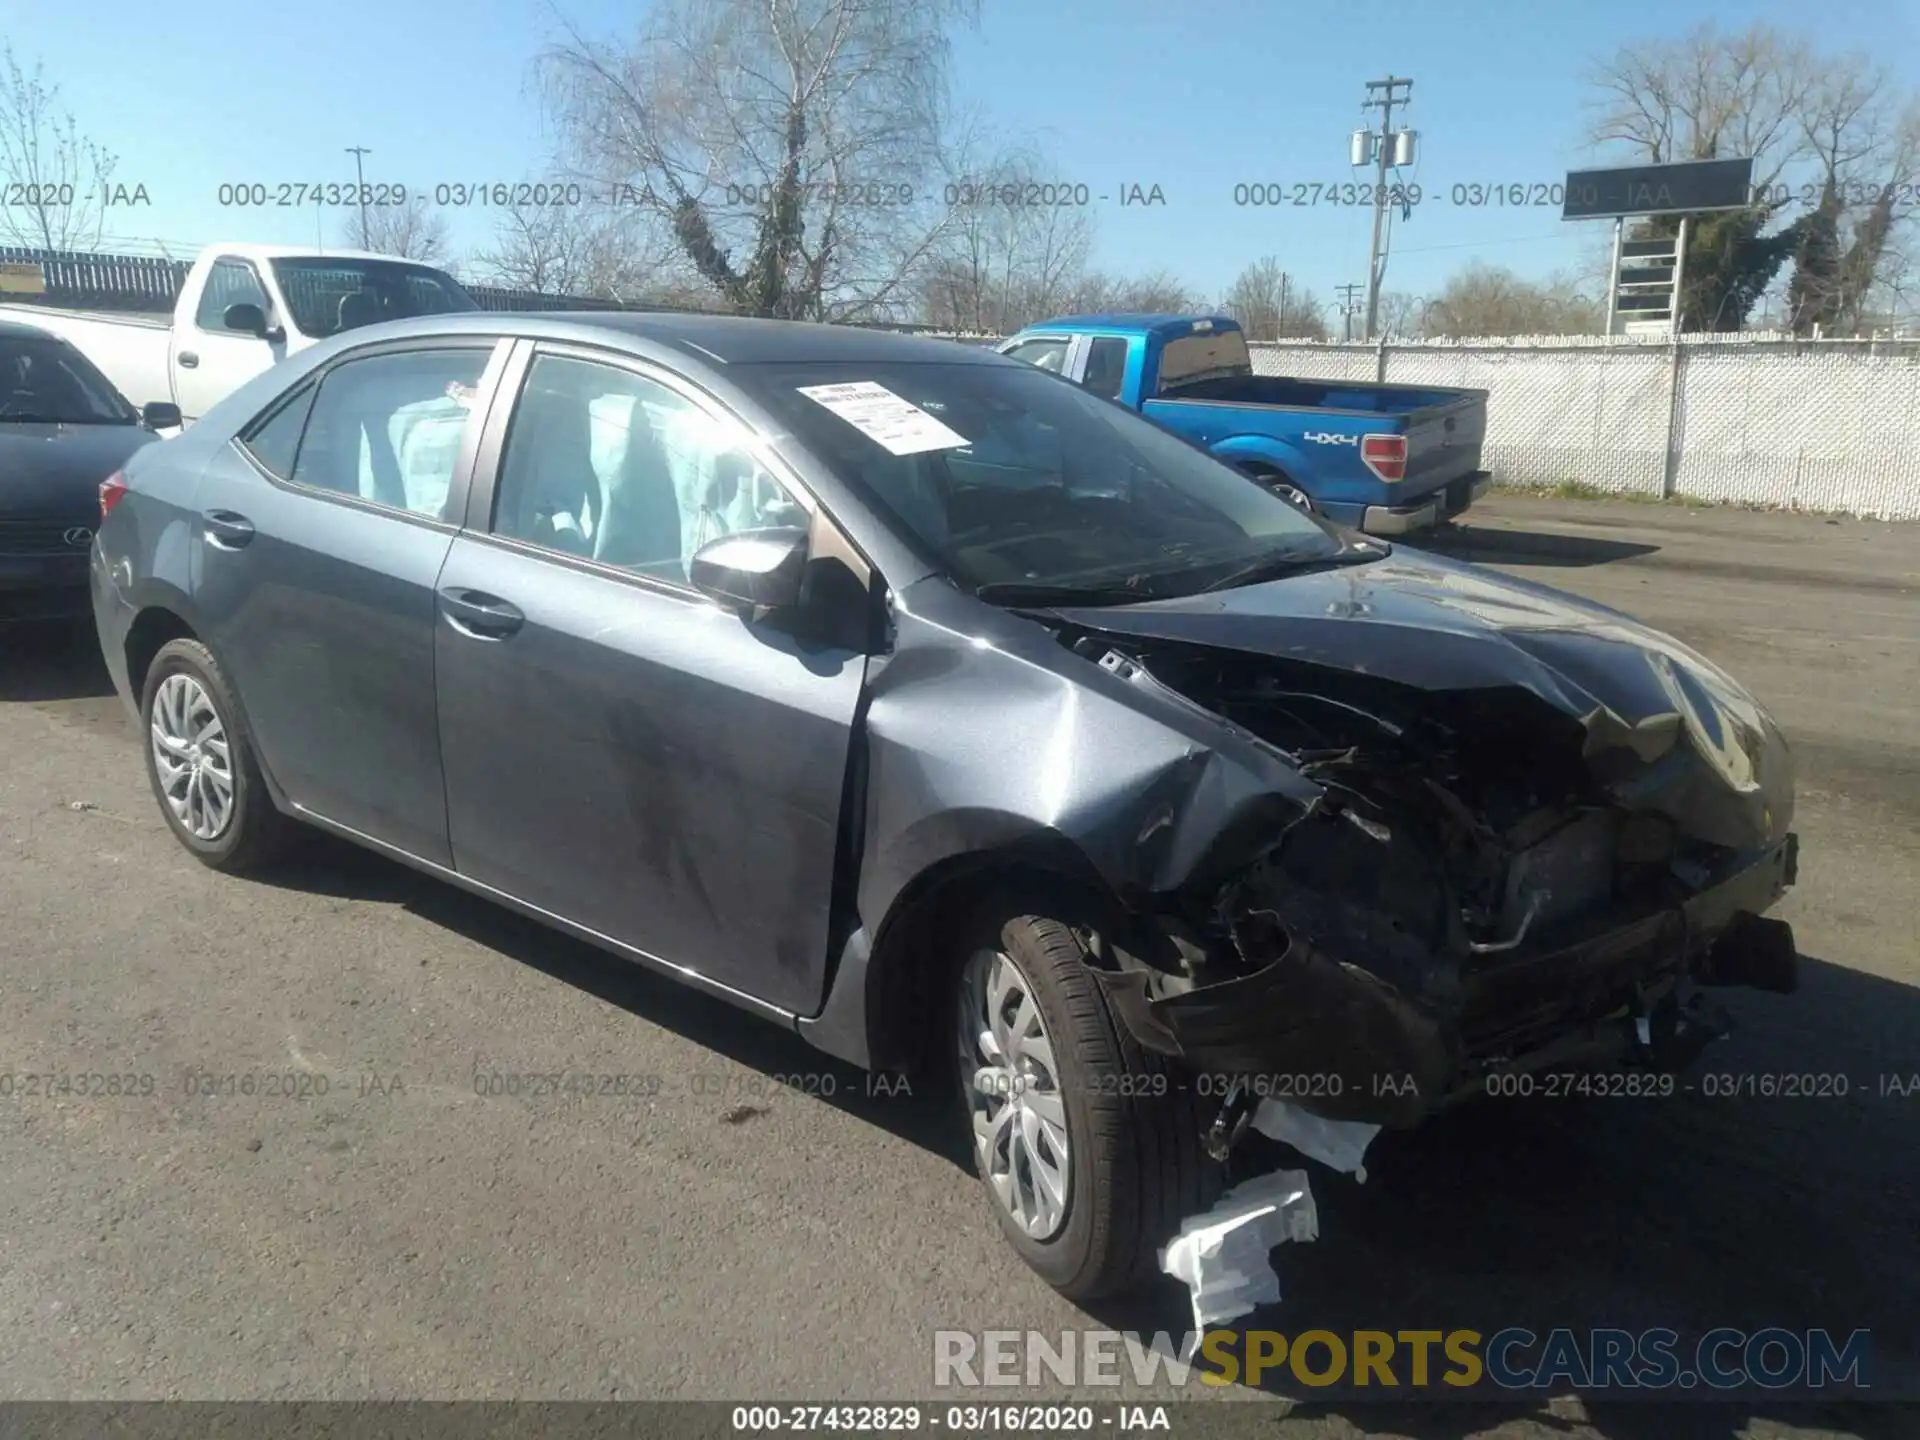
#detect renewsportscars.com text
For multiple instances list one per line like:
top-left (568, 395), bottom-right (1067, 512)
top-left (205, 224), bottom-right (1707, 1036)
top-left (933, 1327), bottom-right (1872, 1394)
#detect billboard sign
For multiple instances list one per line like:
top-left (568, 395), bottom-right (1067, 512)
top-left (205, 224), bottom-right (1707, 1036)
top-left (1562, 158), bottom-right (1755, 220)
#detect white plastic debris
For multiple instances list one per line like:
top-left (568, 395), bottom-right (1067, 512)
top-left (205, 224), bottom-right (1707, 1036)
top-left (1159, 1169), bottom-right (1318, 1340)
top-left (1250, 1099), bottom-right (1381, 1183)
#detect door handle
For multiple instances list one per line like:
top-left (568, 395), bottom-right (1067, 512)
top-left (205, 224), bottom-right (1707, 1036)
top-left (438, 587), bottom-right (524, 638)
top-left (177, 351), bottom-right (199, 368)
top-left (202, 509), bottom-right (255, 549)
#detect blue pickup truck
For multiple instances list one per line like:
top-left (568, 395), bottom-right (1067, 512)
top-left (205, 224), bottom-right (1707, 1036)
top-left (997, 313), bottom-right (1491, 535)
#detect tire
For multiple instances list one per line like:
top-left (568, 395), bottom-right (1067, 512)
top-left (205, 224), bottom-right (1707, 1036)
top-left (140, 637), bottom-right (294, 873)
top-left (1241, 464), bottom-right (1315, 514)
top-left (952, 903), bottom-right (1222, 1300)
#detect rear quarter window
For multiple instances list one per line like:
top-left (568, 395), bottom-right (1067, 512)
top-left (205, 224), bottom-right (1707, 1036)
top-left (237, 382), bottom-right (318, 479)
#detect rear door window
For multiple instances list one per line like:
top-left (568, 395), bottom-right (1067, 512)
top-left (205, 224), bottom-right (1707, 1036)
top-left (283, 348), bottom-right (491, 519)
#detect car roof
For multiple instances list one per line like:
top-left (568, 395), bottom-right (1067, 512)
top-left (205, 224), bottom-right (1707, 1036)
top-left (1022, 313), bottom-right (1239, 337)
top-left (336, 311), bottom-right (1013, 366)
top-left (0, 316), bottom-right (62, 339)
top-left (209, 243), bottom-right (452, 265)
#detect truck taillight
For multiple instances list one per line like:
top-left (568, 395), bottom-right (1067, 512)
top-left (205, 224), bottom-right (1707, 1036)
top-left (1361, 434), bottom-right (1407, 482)
top-left (100, 471), bottom-right (129, 520)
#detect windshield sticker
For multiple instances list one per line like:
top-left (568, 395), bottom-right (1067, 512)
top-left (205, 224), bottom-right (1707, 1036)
top-left (796, 381), bottom-right (969, 455)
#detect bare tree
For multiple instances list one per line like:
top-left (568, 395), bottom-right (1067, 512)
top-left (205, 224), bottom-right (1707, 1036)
top-left (1059, 268), bottom-right (1203, 316)
top-left (1787, 71), bottom-right (1920, 333)
top-left (918, 137), bottom-right (1092, 332)
top-left (1589, 23), bottom-right (1814, 183)
top-left (1221, 256), bottom-right (1328, 340)
top-left (470, 200), bottom-right (668, 300)
top-left (0, 43), bottom-right (118, 251)
top-left (1587, 23), bottom-right (1919, 332)
top-left (1373, 290), bottom-right (1423, 339)
top-left (339, 194), bottom-right (453, 263)
top-left (535, 0), bottom-right (977, 321)
top-left (1423, 263), bottom-right (1603, 338)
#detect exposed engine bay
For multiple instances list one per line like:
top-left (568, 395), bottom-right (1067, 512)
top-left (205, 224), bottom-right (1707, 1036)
top-left (1047, 625), bottom-right (1802, 1138)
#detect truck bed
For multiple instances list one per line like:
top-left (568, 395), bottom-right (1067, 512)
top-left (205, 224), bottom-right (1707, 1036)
top-left (1150, 372), bottom-right (1488, 495)
top-left (0, 303), bottom-right (170, 329)
top-left (1163, 372), bottom-right (1475, 416)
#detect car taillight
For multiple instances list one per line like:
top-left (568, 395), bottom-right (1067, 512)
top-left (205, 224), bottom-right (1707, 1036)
top-left (1360, 434), bottom-right (1406, 482)
top-left (100, 471), bottom-right (129, 520)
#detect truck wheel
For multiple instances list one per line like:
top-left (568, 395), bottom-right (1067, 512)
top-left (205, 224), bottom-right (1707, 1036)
top-left (951, 902), bottom-right (1221, 1300)
top-left (140, 638), bottom-right (295, 873)
top-left (1241, 463), bottom-right (1315, 513)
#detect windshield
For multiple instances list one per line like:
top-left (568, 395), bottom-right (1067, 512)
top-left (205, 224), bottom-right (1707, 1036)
top-left (738, 359), bottom-right (1353, 604)
top-left (268, 258), bottom-right (478, 339)
top-left (0, 334), bottom-right (136, 424)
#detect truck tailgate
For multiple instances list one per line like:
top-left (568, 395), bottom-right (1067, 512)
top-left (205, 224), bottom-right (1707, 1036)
top-left (1403, 389), bottom-right (1487, 493)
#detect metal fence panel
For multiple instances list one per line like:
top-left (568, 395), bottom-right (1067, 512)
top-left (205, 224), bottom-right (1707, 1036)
top-left (1249, 338), bottom-right (1920, 519)
top-left (1671, 344), bottom-right (1920, 517)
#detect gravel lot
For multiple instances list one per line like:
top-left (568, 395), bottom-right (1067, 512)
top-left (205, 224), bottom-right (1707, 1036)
top-left (1, 494), bottom-right (1914, 1438)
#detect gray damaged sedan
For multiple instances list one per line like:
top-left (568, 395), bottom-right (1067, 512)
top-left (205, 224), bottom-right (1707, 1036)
top-left (92, 314), bottom-right (1801, 1298)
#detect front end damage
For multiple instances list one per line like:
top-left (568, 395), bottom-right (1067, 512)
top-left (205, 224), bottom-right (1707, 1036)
top-left (1050, 617), bottom-right (1801, 1147)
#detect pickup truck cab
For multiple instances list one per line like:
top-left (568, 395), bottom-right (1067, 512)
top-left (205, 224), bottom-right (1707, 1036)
top-left (998, 313), bottom-right (1491, 535)
top-left (0, 244), bottom-right (477, 426)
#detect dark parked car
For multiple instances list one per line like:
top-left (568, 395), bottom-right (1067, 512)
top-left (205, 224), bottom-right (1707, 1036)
top-left (0, 319), bottom-right (179, 622)
top-left (93, 312), bottom-right (1802, 1298)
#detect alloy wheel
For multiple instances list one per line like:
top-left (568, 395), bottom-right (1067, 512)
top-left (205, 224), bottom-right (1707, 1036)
top-left (1271, 481), bottom-right (1315, 513)
top-left (149, 673), bottom-right (235, 841)
top-left (958, 946), bottom-right (1072, 1241)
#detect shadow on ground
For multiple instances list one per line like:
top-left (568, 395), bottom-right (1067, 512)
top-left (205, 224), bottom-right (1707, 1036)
top-left (0, 617), bottom-right (114, 701)
top-left (1409, 523), bottom-right (1661, 569)
top-left (246, 828), bottom-right (975, 1170)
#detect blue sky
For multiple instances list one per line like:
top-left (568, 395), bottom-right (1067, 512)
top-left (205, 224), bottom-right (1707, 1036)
top-left (6, 0), bottom-right (1913, 311)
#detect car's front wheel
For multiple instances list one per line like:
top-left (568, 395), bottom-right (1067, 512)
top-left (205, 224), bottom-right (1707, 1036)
top-left (140, 638), bottom-right (293, 873)
top-left (953, 904), bottom-right (1220, 1300)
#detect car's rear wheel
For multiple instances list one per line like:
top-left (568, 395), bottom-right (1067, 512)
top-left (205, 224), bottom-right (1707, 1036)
top-left (953, 904), bottom-right (1220, 1300)
top-left (141, 638), bottom-right (293, 873)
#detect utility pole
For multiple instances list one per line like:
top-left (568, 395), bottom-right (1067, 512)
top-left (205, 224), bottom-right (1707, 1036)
top-left (345, 146), bottom-right (373, 249)
top-left (1335, 282), bottom-right (1364, 342)
top-left (1357, 76), bottom-right (1413, 342)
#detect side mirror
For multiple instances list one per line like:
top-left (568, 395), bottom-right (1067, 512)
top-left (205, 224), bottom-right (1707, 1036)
top-left (222, 302), bottom-right (270, 338)
top-left (689, 526), bottom-right (809, 613)
top-left (140, 401), bottom-right (182, 430)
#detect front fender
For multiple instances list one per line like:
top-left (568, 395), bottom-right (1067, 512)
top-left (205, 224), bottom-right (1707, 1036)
top-left (799, 587), bottom-right (1321, 1069)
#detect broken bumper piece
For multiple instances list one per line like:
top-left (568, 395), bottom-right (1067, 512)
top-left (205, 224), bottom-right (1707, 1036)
top-left (1099, 833), bottom-right (1800, 1131)
top-left (1159, 1169), bottom-right (1318, 1335)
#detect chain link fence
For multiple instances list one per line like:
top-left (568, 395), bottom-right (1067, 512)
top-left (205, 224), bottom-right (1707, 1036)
top-left (1247, 335), bottom-right (1920, 520)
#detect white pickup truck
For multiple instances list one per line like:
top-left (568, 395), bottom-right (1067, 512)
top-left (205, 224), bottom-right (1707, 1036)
top-left (0, 243), bottom-right (478, 425)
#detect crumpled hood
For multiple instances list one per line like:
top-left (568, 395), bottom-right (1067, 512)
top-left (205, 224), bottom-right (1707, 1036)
top-left (1051, 546), bottom-right (1794, 850)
